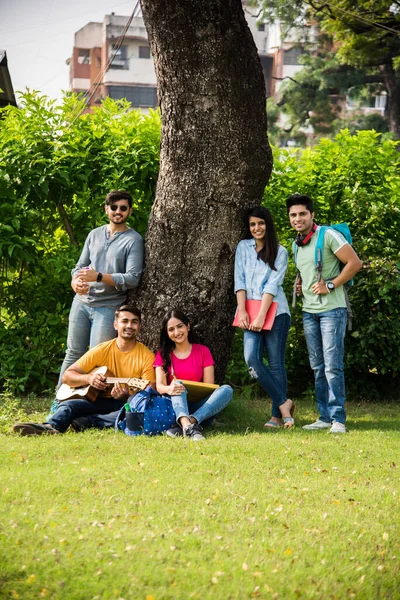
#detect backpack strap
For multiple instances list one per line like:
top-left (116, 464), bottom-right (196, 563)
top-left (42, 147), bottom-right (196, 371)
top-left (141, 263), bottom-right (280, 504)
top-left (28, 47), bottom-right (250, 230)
top-left (344, 288), bottom-right (353, 331)
top-left (314, 226), bottom-right (327, 280)
top-left (314, 226), bottom-right (327, 305)
top-left (292, 272), bottom-right (300, 308)
top-left (292, 241), bottom-right (300, 308)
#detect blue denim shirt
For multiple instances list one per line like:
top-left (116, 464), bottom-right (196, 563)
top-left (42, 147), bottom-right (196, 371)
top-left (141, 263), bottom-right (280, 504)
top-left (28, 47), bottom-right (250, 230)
top-left (234, 239), bottom-right (290, 316)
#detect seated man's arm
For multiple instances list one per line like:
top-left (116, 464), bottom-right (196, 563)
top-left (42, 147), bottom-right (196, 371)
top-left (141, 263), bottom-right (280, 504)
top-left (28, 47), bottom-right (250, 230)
top-left (110, 381), bottom-right (130, 400)
top-left (62, 363), bottom-right (107, 391)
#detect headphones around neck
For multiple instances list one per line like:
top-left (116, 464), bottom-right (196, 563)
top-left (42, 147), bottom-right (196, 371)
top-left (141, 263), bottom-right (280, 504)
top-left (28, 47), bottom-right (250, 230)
top-left (295, 222), bottom-right (318, 247)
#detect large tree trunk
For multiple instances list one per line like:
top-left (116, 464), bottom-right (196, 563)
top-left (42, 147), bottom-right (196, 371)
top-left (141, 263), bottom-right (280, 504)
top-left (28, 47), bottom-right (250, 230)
top-left (382, 63), bottom-right (400, 140)
top-left (133, 0), bottom-right (272, 382)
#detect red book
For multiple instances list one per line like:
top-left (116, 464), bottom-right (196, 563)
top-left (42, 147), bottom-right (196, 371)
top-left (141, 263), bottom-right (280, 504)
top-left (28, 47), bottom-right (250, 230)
top-left (232, 300), bottom-right (278, 331)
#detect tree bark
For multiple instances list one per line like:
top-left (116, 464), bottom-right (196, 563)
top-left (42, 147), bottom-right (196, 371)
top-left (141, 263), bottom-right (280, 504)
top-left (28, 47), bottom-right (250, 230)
top-left (381, 64), bottom-right (400, 141)
top-left (133, 0), bottom-right (272, 381)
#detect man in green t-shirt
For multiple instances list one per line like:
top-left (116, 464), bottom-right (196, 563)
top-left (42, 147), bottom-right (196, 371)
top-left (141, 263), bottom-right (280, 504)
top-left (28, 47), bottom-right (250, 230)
top-left (286, 194), bottom-right (362, 433)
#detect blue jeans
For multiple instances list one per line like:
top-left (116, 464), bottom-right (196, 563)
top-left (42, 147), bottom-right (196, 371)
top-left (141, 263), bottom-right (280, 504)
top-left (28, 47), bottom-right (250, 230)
top-left (170, 384), bottom-right (233, 425)
top-left (58, 297), bottom-right (117, 386)
top-left (46, 397), bottom-right (125, 433)
top-left (243, 313), bottom-right (290, 418)
top-left (303, 308), bottom-right (347, 424)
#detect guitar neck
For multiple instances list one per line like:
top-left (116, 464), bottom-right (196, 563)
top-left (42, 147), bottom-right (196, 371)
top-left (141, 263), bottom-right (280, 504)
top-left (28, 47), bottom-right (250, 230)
top-left (105, 377), bottom-right (149, 389)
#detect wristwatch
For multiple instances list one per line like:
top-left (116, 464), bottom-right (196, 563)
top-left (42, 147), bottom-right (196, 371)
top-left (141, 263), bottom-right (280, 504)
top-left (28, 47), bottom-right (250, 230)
top-left (96, 272), bottom-right (103, 282)
top-left (326, 281), bottom-right (335, 292)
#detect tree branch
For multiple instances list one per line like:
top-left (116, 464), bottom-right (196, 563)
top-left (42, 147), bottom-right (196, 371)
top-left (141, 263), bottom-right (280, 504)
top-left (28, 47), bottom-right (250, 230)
top-left (272, 75), bottom-right (303, 85)
top-left (308, 0), bottom-right (335, 18)
top-left (56, 202), bottom-right (78, 246)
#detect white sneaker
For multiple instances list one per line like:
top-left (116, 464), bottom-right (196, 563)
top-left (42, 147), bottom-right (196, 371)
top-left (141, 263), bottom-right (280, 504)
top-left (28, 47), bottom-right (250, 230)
top-left (329, 422), bottom-right (346, 434)
top-left (302, 419), bottom-right (331, 430)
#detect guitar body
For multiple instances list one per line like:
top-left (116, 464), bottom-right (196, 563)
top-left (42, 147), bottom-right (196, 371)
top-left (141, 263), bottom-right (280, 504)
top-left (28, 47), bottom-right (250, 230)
top-left (56, 367), bottom-right (109, 402)
top-left (56, 367), bottom-right (149, 403)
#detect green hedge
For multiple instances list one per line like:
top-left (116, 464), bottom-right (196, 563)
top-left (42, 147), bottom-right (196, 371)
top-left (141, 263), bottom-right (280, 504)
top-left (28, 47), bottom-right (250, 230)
top-left (0, 93), bottom-right (160, 392)
top-left (0, 93), bottom-right (398, 394)
top-left (227, 130), bottom-right (400, 395)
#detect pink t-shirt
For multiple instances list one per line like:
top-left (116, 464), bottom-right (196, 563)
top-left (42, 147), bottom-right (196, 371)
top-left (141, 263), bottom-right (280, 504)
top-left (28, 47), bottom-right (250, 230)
top-left (153, 344), bottom-right (214, 384)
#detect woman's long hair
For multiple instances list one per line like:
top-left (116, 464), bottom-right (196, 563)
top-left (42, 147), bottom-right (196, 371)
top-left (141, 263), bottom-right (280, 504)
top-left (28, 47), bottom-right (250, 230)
top-left (159, 309), bottom-right (198, 373)
top-left (245, 206), bottom-right (278, 269)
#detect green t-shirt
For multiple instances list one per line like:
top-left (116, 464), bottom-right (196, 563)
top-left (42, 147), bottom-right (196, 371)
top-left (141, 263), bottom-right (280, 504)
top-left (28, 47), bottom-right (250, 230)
top-left (295, 227), bottom-right (348, 313)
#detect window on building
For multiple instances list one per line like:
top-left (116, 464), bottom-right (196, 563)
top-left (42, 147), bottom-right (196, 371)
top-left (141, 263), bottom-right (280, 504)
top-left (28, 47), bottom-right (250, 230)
top-left (258, 23), bottom-right (265, 31)
top-left (375, 93), bottom-right (387, 110)
top-left (108, 85), bottom-right (158, 107)
top-left (283, 46), bottom-right (304, 65)
top-left (78, 49), bottom-right (90, 65)
top-left (109, 45), bottom-right (128, 69)
top-left (260, 55), bottom-right (273, 97)
top-left (139, 45), bottom-right (151, 59)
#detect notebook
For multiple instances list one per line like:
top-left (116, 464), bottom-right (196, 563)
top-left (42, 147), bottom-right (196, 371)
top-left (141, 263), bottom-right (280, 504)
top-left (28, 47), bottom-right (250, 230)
top-left (179, 380), bottom-right (219, 402)
top-left (232, 300), bottom-right (278, 330)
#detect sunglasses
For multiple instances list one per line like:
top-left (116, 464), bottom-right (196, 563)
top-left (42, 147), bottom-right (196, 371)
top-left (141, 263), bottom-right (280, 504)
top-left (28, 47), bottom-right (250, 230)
top-left (109, 204), bottom-right (129, 212)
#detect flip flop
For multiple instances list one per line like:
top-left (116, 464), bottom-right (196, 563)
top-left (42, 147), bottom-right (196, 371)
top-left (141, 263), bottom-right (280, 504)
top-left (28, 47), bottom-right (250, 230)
top-left (264, 420), bottom-right (281, 428)
top-left (283, 417), bottom-right (295, 429)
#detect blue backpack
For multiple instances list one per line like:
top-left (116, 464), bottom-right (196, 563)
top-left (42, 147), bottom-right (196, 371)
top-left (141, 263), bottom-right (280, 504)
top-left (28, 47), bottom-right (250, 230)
top-left (115, 387), bottom-right (176, 437)
top-left (293, 223), bottom-right (353, 285)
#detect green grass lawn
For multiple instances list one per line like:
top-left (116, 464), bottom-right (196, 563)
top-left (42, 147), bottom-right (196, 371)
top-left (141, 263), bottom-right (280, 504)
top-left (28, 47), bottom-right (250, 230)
top-left (0, 392), bottom-right (399, 600)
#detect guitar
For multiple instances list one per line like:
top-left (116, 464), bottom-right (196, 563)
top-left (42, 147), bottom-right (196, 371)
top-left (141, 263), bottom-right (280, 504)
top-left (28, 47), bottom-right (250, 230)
top-left (56, 366), bottom-right (150, 403)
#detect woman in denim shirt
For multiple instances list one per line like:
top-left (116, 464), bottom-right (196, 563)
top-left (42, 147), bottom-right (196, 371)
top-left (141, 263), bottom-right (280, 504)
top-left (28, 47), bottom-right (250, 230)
top-left (234, 206), bottom-right (294, 428)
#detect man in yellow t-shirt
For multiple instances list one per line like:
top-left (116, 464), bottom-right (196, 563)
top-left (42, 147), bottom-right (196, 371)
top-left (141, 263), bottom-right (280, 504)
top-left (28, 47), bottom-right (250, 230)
top-left (13, 305), bottom-right (155, 435)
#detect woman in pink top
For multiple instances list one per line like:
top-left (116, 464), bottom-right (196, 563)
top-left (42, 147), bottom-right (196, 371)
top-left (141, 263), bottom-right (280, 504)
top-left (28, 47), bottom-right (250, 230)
top-left (154, 309), bottom-right (233, 441)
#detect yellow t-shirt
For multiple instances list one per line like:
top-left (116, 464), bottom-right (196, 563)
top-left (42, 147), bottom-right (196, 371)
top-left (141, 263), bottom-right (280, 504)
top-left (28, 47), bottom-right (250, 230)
top-left (77, 338), bottom-right (155, 383)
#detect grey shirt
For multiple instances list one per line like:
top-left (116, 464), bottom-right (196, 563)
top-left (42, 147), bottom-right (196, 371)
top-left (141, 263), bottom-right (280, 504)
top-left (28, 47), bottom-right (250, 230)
top-left (71, 225), bottom-right (144, 309)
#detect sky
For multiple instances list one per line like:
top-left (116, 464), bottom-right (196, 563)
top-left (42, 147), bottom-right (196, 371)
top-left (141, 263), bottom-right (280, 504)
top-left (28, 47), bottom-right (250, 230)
top-left (0, 0), bottom-right (137, 101)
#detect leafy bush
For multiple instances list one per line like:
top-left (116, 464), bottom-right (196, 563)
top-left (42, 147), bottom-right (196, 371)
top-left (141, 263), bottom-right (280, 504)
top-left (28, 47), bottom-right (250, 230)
top-left (0, 92), bottom-right (161, 393)
top-left (266, 130), bottom-right (400, 383)
top-left (1, 94), bottom-right (398, 394)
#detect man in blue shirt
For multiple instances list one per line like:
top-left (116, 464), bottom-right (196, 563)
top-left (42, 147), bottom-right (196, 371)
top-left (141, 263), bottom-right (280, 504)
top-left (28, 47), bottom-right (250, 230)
top-left (58, 190), bottom-right (144, 385)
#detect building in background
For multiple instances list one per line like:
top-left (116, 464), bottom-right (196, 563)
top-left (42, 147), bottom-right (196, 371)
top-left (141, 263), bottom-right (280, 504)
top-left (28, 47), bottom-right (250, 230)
top-left (243, 3), bottom-right (386, 143)
top-left (244, 5), bottom-right (308, 101)
top-left (68, 7), bottom-right (306, 114)
top-left (68, 12), bottom-right (156, 113)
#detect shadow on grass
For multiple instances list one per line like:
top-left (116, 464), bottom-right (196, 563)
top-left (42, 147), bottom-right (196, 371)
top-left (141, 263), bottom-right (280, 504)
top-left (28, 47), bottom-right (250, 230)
top-left (209, 394), bottom-right (400, 435)
top-left (2, 390), bottom-right (399, 437)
